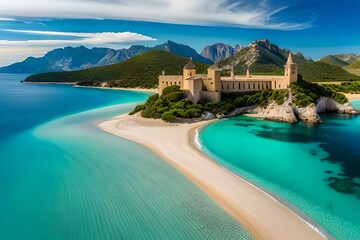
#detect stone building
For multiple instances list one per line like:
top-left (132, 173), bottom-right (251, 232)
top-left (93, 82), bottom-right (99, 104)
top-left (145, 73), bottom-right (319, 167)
top-left (159, 53), bottom-right (298, 103)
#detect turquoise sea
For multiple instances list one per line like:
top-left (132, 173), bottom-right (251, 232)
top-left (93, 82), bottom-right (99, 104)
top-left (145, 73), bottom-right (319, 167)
top-left (0, 74), bottom-right (251, 239)
top-left (199, 101), bottom-right (360, 239)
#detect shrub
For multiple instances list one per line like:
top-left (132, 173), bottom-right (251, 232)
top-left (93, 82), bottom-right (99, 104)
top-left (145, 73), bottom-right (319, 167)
top-left (162, 85), bottom-right (181, 96)
top-left (290, 79), bottom-right (349, 107)
top-left (161, 111), bottom-right (175, 121)
top-left (129, 104), bottom-right (145, 115)
top-left (163, 91), bottom-right (184, 102)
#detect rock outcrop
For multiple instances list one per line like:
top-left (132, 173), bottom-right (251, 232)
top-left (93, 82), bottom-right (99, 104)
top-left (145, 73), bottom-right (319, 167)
top-left (251, 102), bottom-right (298, 123)
top-left (316, 97), bottom-right (358, 115)
top-left (293, 104), bottom-right (322, 123)
top-left (226, 91), bottom-right (358, 124)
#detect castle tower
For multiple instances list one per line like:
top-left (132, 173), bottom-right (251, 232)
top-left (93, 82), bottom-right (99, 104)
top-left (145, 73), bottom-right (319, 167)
top-left (183, 58), bottom-right (196, 79)
top-left (284, 53), bottom-right (298, 84)
top-left (207, 64), bottom-right (221, 92)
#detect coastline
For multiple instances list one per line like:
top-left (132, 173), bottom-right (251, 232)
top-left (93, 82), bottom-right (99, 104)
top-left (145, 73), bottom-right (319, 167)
top-left (21, 81), bottom-right (158, 93)
top-left (74, 85), bottom-right (158, 93)
top-left (98, 113), bottom-right (331, 240)
top-left (22, 81), bottom-right (76, 85)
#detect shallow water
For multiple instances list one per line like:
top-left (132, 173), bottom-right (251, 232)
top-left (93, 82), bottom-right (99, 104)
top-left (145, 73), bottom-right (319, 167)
top-left (0, 74), bottom-right (252, 239)
top-left (199, 101), bottom-right (360, 240)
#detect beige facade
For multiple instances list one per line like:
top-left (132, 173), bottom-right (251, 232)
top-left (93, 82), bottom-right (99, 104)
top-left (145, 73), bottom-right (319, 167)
top-left (158, 53), bottom-right (298, 104)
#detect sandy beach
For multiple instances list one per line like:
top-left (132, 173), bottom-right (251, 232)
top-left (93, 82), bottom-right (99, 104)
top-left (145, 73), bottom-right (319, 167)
top-left (75, 85), bottom-right (158, 93)
top-left (98, 114), bottom-right (331, 240)
top-left (345, 93), bottom-right (360, 101)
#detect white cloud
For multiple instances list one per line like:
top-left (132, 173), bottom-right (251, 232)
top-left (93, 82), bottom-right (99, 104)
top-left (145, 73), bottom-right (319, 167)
top-left (0, 29), bottom-right (156, 46)
top-left (0, 0), bottom-right (312, 30)
top-left (0, 29), bottom-right (156, 66)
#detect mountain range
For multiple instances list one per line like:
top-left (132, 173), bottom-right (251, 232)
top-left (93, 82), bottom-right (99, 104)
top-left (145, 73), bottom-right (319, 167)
top-left (23, 51), bottom-right (210, 88)
top-left (0, 41), bottom-right (213, 74)
top-left (3, 38), bottom-right (360, 82)
top-left (214, 39), bottom-right (360, 81)
top-left (217, 39), bottom-right (309, 73)
top-left (200, 43), bottom-right (243, 62)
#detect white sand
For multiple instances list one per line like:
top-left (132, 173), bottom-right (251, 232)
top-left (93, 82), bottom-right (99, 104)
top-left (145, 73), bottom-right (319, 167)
top-left (98, 114), bottom-right (330, 240)
top-left (75, 85), bottom-right (158, 93)
top-left (344, 93), bottom-right (360, 101)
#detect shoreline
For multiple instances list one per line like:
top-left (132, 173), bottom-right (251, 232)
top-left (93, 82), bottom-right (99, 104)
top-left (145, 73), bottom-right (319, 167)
top-left (98, 113), bottom-right (331, 240)
top-left (344, 93), bottom-right (360, 101)
top-left (74, 85), bottom-right (158, 93)
top-left (21, 81), bottom-right (158, 93)
top-left (22, 81), bottom-right (76, 85)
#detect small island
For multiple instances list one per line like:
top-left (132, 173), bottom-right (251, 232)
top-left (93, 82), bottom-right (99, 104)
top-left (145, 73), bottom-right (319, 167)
top-left (131, 55), bottom-right (358, 124)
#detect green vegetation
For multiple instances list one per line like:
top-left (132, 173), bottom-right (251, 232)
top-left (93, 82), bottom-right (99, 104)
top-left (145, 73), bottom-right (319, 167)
top-left (320, 55), bottom-right (349, 67)
top-left (223, 90), bottom-right (287, 108)
top-left (301, 62), bottom-right (360, 82)
top-left (132, 79), bottom-right (350, 121)
top-left (291, 79), bottom-right (348, 108)
top-left (218, 50), bottom-right (360, 83)
top-left (130, 85), bottom-right (204, 121)
top-left (344, 60), bottom-right (360, 76)
top-left (131, 85), bottom-right (288, 121)
top-left (24, 51), bottom-right (210, 88)
top-left (324, 81), bottom-right (360, 94)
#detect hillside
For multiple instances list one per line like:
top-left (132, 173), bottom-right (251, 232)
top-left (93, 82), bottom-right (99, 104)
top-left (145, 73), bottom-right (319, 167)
top-left (1, 41), bottom-right (212, 74)
top-left (320, 55), bottom-right (349, 67)
top-left (24, 51), bottom-right (210, 88)
top-left (302, 62), bottom-right (360, 82)
top-left (344, 60), bottom-right (360, 76)
top-left (319, 54), bottom-right (360, 67)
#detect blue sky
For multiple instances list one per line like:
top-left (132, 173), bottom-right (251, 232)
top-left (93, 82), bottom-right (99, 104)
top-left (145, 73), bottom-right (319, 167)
top-left (0, 0), bottom-right (359, 66)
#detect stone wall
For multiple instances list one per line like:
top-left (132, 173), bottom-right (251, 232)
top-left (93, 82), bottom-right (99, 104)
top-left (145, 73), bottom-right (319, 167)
top-left (221, 80), bottom-right (273, 93)
top-left (184, 79), bottom-right (203, 103)
top-left (159, 75), bottom-right (183, 95)
top-left (200, 91), bottom-right (221, 102)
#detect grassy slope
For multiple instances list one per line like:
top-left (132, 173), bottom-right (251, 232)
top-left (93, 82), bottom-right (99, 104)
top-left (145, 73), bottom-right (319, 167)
top-left (24, 50), bottom-right (210, 88)
top-left (320, 55), bottom-right (349, 67)
top-left (301, 61), bottom-right (360, 82)
top-left (344, 60), bottom-right (360, 76)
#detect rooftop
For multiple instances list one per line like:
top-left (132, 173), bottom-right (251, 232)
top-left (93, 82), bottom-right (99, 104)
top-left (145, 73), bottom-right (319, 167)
top-left (184, 59), bottom-right (196, 70)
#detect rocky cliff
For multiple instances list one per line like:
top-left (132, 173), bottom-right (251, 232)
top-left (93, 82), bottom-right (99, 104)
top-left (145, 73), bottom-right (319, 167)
top-left (223, 91), bottom-right (358, 124)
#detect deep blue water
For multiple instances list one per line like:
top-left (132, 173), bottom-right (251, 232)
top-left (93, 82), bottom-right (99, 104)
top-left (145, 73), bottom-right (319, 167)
top-left (0, 74), bottom-right (251, 239)
top-left (199, 101), bottom-right (360, 239)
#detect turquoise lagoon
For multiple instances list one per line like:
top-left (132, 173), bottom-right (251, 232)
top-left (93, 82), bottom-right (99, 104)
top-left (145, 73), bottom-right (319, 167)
top-left (0, 74), bottom-right (251, 239)
top-left (199, 101), bottom-right (360, 239)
